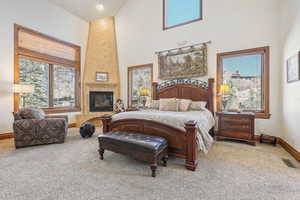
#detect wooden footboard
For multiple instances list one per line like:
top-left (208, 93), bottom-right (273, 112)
top-left (100, 114), bottom-right (198, 171)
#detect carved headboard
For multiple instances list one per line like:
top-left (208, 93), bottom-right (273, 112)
top-left (152, 78), bottom-right (215, 113)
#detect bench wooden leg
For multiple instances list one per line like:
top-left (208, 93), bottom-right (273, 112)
top-left (99, 148), bottom-right (104, 160)
top-left (150, 163), bottom-right (157, 177)
top-left (162, 156), bottom-right (168, 167)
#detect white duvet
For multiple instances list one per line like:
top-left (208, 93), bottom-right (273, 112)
top-left (112, 108), bottom-right (215, 153)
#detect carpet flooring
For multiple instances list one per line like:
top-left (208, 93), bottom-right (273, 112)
top-left (0, 129), bottom-right (300, 200)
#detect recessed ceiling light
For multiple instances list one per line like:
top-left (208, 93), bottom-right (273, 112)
top-left (96, 1), bottom-right (104, 11)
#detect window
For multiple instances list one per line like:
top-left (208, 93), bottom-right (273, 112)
top-left (128, 64), bottom-right (153, 107)
top-left (19, 58), bottom-right (50, 108)
top-left (14, 24), bottom-right (81, 113)
top-left (163, 0), bottom-right (202, 30)
top-left (53, 65), bottom-right (76, 108)
top-left (217, 47), bottom-right (270, 119)
top-left (19, 58), bottom-right (76, 109)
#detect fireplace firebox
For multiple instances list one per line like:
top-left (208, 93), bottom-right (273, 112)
top-left (89, 91), bottom-right (113, 112)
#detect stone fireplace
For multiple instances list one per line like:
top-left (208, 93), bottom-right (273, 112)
top-left (89, 91), bottom-right (114, 112)
top-left (75, 17), bottom-right (120, 127)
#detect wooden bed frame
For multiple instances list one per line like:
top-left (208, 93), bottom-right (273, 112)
top-left (100, 78), bottom-right (215, 171)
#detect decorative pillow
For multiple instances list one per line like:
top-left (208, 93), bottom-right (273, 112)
top-left (19, 108), bottom-right (45, 119)
top-left (178, 99), bottom-right (192, 112)
top-left (151, 100), bottom-right (160, 109)
top-left (13, 112), bottom-right (22, 121)
top-left (146, 99), bottom-right (160, 109)
top-left (145, 98), bottom-right (152, 108)
top-left (159, 98), bottom-right (178, 112)
top-left (189, 101), bottom-right (207, 111)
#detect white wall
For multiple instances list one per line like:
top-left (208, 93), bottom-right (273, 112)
top-left (280, 0), bottom-right (300, 151)
top-left (115, 0), bottom-right (283, 136)
top-left (0, 0), bottom-right (89, 134)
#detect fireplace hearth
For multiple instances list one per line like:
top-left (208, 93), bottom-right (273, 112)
top-left (89, 91), bottom-right (113, 112)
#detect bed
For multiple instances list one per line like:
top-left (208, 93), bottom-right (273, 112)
top-left (100, 78), bottom-right (215, 171)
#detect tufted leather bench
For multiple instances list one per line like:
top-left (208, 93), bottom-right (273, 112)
top-left (98, 131), bottom-right (168, 177)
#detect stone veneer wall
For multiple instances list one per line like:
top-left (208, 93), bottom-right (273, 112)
top-left (76, 17), bottom-right (120, 126)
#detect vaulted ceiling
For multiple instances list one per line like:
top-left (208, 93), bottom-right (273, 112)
top-left (48, 0), bottom-right (127, 21)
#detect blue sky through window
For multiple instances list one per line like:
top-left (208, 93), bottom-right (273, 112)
top-left (223, 54), bottom-right (262, 76)
top-left (166, 0), bottom-right (201, 28)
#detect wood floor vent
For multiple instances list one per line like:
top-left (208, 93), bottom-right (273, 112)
top-left (282, 158), bottom-right (297, 168)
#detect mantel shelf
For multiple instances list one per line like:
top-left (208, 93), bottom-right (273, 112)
top-left (85, 82), bottom-right (118, 86)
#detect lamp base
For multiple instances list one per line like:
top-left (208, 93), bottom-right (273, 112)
top-left (221, 99), bottom-right (228, 111)
top-left (143, 99), bottom-right (147, 107)
top-left (140, 96), bottom-right (147, 108)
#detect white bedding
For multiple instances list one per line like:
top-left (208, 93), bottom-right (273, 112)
top-left (112, 108), bottom-right (215, 153)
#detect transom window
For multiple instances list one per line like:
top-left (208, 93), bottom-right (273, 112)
top-left (163, 0), bottom-right (202, 30)
top-left (14, 24), bottom-right (81, 113)
top-left (217, 47), bottom-right (270, 119)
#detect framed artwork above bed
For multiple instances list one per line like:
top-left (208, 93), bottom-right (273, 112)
top-left (158, 44), bottom-right (208, 80)
top-left (128, 64), bottom-right (153, 107)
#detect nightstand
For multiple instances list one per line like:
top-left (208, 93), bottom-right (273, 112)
top-left (216, 112), bottom-right (256, 146)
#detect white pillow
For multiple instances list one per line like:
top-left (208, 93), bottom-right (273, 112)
top-left (145, 98), bottom-right (152, 108)
top-left (178, 99), bottom-right (192, 112)
top-left (159, 98), bottom-right (178, 112)
top-left (146, 99), bottom-right (160, 109)
top-left (152, 100), bottom-right (160, 109)
top-left (189, 101), bottom-right (207, 111)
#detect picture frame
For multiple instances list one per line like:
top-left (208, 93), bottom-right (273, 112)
top-left (96, 72), bottom-right (108, 82)
top-left (158, 45), bottom-right (207, 80)
top-left (287, 53), bottom-right (300, 83)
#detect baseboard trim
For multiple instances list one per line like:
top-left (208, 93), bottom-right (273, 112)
top-left (0, 132), bottom-right (14, 140)
top-left (277, 138), bottom-right (300, 162)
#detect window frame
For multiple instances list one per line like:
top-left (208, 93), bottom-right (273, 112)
top-left (163, 0), bottom-right (203, 30)
top-left (216, 47), bottom-right (270, 119)
top-left (127, 64), bottom-right (153, 107)
top-left (14, 24), bottom-right (81, 114)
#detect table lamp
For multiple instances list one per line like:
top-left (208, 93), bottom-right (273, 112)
top-left (139, 88), bottom-right (149, 108)
top-left (219, 84), bottom-right (231, 111)
top-left (13, 84), bottom-right (34, 108)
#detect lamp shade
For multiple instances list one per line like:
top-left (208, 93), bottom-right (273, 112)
top-left (13, 84), bottom-right (34, 94)
top-left (139, 88), bottom-right (149, 96)
top-left (220, 84), bottom-right (231, 95)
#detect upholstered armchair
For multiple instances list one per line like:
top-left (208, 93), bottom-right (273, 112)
top-left (13, 108), bottom-right (68, 148)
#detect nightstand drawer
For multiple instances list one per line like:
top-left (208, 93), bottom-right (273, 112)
top-left (220, 123), bottom-right (251, 132)
top-left (221, 117), bottom-right (251, 125)
top-left (218, 130), bottom-right (251, 140)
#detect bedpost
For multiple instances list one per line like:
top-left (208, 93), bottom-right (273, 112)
top-left (208, 78), bottom-right (215, 114)
top-left (100, 114), bottom-right (112, 133)
top-left (184, 120), bottom-right (198, 171)
top-left (152, 82), bottom-right (159, 100)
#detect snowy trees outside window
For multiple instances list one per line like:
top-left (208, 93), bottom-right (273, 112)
top-left (19, 58), bottom-right (76, 109)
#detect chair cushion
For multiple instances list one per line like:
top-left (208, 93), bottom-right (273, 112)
top-left (19, 108), bottom-right (45, 119)
top-left (98, 131), bottom-right (168, 154)
top-left (13, 112), bottom-right (22, 120)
